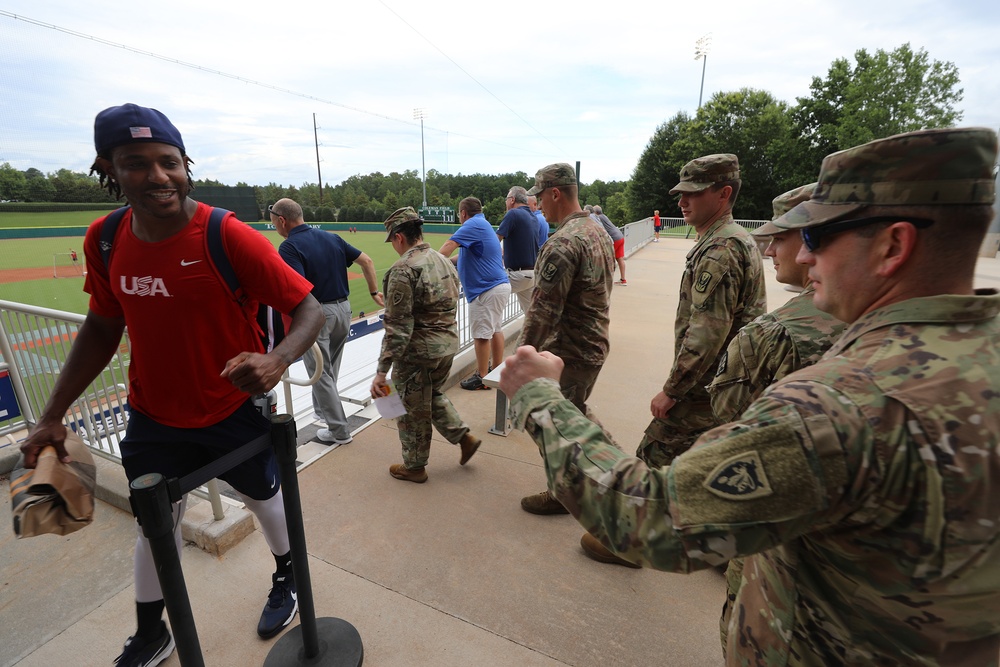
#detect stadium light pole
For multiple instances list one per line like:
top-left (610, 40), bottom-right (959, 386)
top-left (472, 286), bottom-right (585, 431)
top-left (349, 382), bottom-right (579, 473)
top-left (413, 108), bottom-right (427, 207)
top-left (695, 34), bottom-right (712, 110)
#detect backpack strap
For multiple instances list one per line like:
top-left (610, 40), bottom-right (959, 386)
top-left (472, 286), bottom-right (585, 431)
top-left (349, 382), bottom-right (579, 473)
top-left (98, 206), bottom-right (132, 269)
top-left (204, 207), bottom-right (248, 307)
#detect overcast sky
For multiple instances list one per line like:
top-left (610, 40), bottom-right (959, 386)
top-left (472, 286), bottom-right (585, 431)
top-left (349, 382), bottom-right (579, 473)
top-left (1, 1), bottom-right (998, 189)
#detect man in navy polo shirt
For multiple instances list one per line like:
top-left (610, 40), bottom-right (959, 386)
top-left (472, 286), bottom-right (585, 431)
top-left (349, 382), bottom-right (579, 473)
top-left (528, 194), bottom-right (549, 248)
top-left (440, 196), bottom-right (511, 390)
top-left (497, 185), bottom-right (540, 312)
top-left (270, 198), bottom-right (383, 444)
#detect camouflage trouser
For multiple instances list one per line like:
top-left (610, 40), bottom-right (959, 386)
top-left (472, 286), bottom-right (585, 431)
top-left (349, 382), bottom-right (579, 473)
top-left (559, 361), bottom-right (601, 413)
top-left (635, 389), bottom-right (717, 468)
top-left (393, 356), bottom-right (470, 470)
top-left (561, 361), bottom-right (623, 452)
top-left (720, 556), bottom-right (746, 655)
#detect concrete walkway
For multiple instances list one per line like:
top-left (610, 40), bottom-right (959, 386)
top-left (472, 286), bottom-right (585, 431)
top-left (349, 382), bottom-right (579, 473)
top-left (6, 236), bottom-right (1000, 667)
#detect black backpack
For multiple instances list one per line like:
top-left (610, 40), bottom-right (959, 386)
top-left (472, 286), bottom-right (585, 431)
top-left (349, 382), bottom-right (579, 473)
top-left (98, 205), bottom-right (285, 351)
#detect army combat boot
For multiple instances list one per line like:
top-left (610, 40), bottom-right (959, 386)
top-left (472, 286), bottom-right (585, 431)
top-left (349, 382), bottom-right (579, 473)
top-left (459, 433), bottom-right (481, 465)
top-left (580, 532), bottom-right (641, 568)
top-left (389, 464), bottom-right (428, 483)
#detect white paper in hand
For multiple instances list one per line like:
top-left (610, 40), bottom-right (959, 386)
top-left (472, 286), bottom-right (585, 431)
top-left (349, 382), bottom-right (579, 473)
top-left (374, 385), bottom-right (407, 419)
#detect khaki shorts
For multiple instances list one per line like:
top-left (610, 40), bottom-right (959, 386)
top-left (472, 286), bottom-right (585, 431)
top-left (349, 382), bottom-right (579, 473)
top-left (469, 282), bottom-right (511, 339)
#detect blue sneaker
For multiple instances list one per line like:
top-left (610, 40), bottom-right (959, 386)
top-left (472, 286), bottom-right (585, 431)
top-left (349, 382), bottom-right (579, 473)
top-left (113, 621), bottom-right (174, 666)
top-left (257, 572), bottom-right (298, 639)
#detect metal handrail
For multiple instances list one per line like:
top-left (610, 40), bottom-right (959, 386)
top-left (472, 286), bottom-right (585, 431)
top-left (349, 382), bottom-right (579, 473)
top-left (280, 342), bottom-right (323, 421)
top-left (0, 300), bottom-right (326, 520)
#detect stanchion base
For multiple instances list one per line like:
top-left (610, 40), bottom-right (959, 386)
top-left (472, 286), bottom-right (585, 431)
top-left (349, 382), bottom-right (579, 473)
top-left (263, 617), bottom-right (363, 667)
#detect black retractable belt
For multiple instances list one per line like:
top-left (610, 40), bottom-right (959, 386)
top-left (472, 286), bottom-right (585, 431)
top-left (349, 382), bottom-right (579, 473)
top-left (130, 416), bottom-right (363, 667)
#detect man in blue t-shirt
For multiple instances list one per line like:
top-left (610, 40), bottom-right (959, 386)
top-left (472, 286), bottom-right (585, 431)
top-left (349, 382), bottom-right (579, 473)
top-left (528, 194), bottom-right (549, 248)
top-left (440, 197), bottom-right (511, 390)
top-left (271, 198), bottom-right (384, 440)
top-left (496, 185), bottom-right (539, 313)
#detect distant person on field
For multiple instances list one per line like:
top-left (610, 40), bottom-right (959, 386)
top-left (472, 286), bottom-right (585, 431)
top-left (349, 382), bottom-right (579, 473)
top-left (372, 207), bottom-right (482, 483)
top-left (270, 197), bottom-right (383, 445)
top-left (497, 185), bottom-right (540, 312)
top-left (20, 103), bottom-right (325, 666)
top-left (439, 196), bottom-right (511, 391)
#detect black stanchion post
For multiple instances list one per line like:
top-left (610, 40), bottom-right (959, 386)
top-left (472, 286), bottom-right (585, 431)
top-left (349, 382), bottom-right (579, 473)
top-left (264, 414), bottom-right (363, 667)
top-left (272, 414), bottom-right (320, 655)
top-left (130, 473), bottom-right (205, 667)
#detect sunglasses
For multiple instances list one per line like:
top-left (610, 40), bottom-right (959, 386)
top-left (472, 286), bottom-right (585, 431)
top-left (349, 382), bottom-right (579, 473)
top-left (800, 216), bottom-right (933, 252)
top-left (267, 204), bottom-right (281, 217)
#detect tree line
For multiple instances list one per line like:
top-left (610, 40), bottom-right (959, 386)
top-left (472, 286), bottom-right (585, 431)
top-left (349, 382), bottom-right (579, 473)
top-left (627, 44), bottom-right (964, 220)
top-left (0, 44), bottom-right (963, 224)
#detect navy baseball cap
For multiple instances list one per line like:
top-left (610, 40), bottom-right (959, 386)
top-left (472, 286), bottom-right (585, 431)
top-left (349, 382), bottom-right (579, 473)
top-left (94, 103), bottom-right (185, 156)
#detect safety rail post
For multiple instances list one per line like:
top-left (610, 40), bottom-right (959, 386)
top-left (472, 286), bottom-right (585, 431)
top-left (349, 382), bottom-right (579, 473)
top-left (129, 472), bottom-right (204, 667)
top-left (264, 413), bottom-right (363, 667)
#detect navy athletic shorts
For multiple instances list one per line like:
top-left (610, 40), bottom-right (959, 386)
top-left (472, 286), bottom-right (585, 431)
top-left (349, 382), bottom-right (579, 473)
top-left (120, 399), bottom-right (280, 501)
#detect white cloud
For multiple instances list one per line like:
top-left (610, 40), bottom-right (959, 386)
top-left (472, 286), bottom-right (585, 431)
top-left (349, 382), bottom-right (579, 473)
top-left (1, 0), bottom-right (997, 186)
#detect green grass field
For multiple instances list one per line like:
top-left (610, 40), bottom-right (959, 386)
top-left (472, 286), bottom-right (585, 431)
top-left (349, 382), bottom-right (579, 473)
top-left (0, 226), bottom-right (453, 318)
top-left (0, 210), bottom-right (118, 227)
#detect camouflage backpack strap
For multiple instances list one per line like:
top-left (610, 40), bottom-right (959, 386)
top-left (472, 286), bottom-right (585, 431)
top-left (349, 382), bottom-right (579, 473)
top-left (98, 205), bottom-right (132, 269)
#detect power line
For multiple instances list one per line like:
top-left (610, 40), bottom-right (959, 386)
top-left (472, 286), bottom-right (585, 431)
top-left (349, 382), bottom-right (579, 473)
top-left (0, 9), bottom-right (551, 161)
top-left (377, 0), bottom-right (566, 155)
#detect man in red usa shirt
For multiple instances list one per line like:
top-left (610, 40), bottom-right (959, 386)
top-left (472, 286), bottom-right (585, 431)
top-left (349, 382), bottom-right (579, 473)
top-left (19, 104), bottom-right (324, 667)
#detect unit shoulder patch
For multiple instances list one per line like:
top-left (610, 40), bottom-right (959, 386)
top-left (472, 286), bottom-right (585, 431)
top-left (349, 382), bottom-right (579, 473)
top-left (695, 270), bottom-right (713, 293)
top-left (540, 261), bottom-right (559, 282)
top-left (703, 450), bottom-right (773, 500)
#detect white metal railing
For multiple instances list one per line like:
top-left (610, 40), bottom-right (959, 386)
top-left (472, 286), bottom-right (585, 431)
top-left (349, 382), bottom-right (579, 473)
top-left (0, 300), bottom-right (327, 519)
top-left (0, 292), bottom-right (517, 458)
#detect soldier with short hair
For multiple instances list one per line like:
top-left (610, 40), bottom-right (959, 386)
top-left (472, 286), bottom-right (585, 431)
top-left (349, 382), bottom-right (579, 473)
top-left (501, 127), bottom-right (1000, 665)
top-left (372, 207), bottom-right (481, 483)
top-left (518, 163), bottom-right (615, 515)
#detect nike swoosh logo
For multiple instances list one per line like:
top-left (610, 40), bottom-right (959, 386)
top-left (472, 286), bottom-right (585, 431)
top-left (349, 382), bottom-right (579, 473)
top-left (271, 475), bottom-right (277, 489)
top-left (180, 259), bottom-right (202, 266)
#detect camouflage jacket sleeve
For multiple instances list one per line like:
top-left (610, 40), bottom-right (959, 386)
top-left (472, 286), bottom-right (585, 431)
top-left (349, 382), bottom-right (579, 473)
top-left (518, 239), bottom-right (572, 350)
top-left (706, 316), bottom-right (798, 423)
top-left (510, 376), bottom-right (853, 572)
top-left (377, 264), bottom-right (415, 374)
top-left (664, 241), bottom-right (754, 398)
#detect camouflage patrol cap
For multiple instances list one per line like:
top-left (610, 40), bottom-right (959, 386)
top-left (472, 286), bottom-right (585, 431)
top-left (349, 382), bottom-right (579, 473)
top-left (526, 163), bottom-right (577, 195)
top-left (752, 183), bottom-right (818, 236)
top-left (384, 206), bottom-right (422, 242)
top-left (668, 154), bottom-right (740, 195)
top-left (774, 127), bottom-right (998, 230)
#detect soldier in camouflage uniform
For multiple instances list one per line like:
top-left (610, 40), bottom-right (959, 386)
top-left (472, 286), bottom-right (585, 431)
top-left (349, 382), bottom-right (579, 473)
top-left (707, 183), bottom-right (847, 640)
top-left (500, 127), bottom-right (1000, 665)
top-left (518, 162), bottom-right (615, 515)
top-left (580, 154), bottom-right (767, 567)
top-left (640, 153), bottom-right (766, 470)
top-left (708, 183), bottom-right (844, 422)
top-left (371, 207), bottom-right (481, 483)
